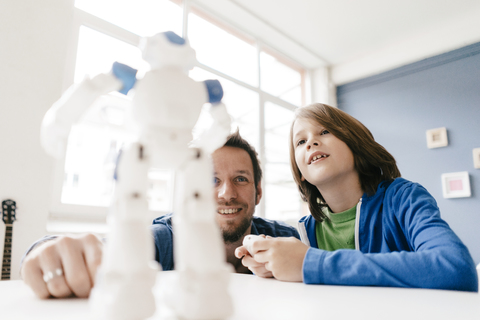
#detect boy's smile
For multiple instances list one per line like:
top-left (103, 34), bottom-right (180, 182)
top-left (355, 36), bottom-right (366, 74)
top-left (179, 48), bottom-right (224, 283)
top-left (292, 118), bottom-right (357, 190)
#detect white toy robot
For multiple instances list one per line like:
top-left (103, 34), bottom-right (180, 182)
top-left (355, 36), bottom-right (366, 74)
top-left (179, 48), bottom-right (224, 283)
top-left (41, 31), bottom-right (234, 320)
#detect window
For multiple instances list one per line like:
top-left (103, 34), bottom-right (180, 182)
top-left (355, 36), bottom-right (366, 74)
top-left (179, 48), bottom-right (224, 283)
top-left (54, 0), bottom-right (306, 225)
top-left (74, 26), bottom-right (147, 83)
top-left (264, 102), bottom-right (299, 223)
top-left (188, 12), bottom-right (258, 87)
top-left (75, 0), bottom-right (183, 37)
top-left (260, 51), bottom-right (303, 106)
top-left (189, 67), bottom-right (260, 150)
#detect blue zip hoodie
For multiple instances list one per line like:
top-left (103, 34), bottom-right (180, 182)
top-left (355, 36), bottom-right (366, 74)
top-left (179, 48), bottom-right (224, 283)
top-left (297, 178), bottom-right (478, 292)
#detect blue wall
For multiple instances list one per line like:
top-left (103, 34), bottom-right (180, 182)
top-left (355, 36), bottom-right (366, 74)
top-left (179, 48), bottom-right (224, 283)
top-left (337, 42), bottom-right (480, 264)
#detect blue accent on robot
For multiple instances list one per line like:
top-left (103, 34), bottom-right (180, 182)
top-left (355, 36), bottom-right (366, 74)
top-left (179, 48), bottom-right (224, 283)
top-left (204, 79), bottom-right (224, 104)
top-left (112, 62), bottom-right (138, 95)
top-left (164, 31), bottom-right (186, 45)
top-left (113, 149), bottom-right (122, 181)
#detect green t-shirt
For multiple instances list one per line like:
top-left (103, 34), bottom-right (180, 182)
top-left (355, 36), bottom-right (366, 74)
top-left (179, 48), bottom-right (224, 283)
top-left (315, 205), bottom-right (356, 251)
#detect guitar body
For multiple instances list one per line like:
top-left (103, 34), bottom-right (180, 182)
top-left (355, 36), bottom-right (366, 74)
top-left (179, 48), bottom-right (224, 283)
top-left (1, 199), bottom-right (17, 280)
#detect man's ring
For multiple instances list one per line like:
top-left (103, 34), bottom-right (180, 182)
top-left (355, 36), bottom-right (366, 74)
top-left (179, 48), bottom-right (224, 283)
top-left (43, 268), bottom-right (63, 282)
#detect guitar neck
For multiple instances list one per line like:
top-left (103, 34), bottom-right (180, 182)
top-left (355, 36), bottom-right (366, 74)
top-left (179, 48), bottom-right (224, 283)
top-left (1, 224), bottom-right (13, 280)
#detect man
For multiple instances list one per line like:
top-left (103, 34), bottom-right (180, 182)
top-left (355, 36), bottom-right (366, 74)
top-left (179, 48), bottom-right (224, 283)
top-left (21, 131), bottom-right (300, 298)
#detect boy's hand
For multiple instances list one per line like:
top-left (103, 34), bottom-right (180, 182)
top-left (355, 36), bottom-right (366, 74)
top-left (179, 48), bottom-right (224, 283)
top-left (238, 236), bottom-right (308, 282)
top-left (235, 235), bottom-right (273, 278)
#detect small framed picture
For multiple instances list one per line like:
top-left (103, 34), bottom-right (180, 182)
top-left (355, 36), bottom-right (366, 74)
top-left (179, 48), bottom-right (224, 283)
top-left (441, 171), bottom-right (471, 198)
top-left (473, 148), bottom-right (480, 169)
top-left (426, 127), bottom-right (448, 149)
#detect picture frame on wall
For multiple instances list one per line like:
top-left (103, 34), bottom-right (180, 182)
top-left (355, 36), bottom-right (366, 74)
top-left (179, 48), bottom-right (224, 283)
top-left (426, 127), bottom-right (448, 149)
top-left (441, 171), bottom-right (471, 198)
top-left (473, 148), bottom-right (480, 169)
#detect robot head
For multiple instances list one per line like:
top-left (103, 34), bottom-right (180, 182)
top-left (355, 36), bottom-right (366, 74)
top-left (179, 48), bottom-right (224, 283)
top-left (140, 31), bottom-right (196, 72)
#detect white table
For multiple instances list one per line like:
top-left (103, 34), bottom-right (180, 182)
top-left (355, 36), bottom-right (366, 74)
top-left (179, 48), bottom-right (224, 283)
top-left (1, 272), bottom-right (479, 320)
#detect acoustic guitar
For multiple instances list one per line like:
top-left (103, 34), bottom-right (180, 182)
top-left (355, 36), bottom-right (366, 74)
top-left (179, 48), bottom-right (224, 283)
top-left (1, 199), bottom-right (17, 280)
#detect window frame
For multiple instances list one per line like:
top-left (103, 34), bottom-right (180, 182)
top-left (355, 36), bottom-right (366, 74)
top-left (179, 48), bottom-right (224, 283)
top-left (51, 0), bottom-right (307, 226)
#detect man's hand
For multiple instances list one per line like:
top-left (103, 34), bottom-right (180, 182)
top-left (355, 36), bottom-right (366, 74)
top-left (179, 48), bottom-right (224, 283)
top-left (237, 236), bottom-right (308, 282)
top-left (20, 234), bottom-right (103, 299)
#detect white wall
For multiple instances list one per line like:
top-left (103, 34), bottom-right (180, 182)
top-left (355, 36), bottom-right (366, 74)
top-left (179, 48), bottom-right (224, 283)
top-left (308, 66), bottom-right (337, 107)
top-left (331, 6), bottom-right (480, 85)
top-left (0, 0), bottom-right (74, 279)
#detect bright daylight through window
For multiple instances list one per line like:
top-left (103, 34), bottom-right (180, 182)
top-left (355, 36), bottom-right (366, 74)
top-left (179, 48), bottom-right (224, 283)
top-left (58, 0), bottom-right (305, 224)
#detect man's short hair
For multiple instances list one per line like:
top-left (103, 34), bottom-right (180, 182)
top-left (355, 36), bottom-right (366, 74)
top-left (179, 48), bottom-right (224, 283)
top-left (223, 130), bottom-right (262, 190)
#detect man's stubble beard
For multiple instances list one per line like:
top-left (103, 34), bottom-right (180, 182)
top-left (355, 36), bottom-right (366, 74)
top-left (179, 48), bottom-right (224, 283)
top-left (220, 207), bottom-right (253, 244)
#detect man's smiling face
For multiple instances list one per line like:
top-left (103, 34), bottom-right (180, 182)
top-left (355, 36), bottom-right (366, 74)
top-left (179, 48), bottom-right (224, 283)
top-left (213, 146), bottom-right (262, 243)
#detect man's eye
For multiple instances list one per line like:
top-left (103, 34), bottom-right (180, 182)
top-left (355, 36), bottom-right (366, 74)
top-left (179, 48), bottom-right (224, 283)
top-left (213, 177), bottom-right (220, 185)
top-left (235, 177), bottom-right (248, 183)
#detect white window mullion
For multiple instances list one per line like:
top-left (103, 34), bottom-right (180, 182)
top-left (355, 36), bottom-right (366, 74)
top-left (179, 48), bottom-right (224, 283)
top-left (76, 9), bottom-right (141, 47)
top-left (258, 95), bottom-right (266, 219)
top-left (182, 0), bottom-right (190, 40)
top-left (256, 42), bottom-right (266, 218)
top-left (262, 95), bottom-right (297, 112)
top-left (194, 61), bottom-right (258, 92)
top-left (194, 61), bottom-right (297, 112)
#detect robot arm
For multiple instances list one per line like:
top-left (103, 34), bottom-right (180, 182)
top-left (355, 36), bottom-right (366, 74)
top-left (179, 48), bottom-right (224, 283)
top-left (192, 102), bottom-right (231, 154)
top-left (40, 64), bottom-right (137, 159)
top-left (187, 78), bottom-right (231, 154)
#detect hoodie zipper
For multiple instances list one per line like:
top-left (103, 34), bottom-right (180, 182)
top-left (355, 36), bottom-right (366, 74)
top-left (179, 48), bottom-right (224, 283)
top-left (298, 221), bottom-right (311, 247)
top-left (354, 198), bottom-right (362, 250)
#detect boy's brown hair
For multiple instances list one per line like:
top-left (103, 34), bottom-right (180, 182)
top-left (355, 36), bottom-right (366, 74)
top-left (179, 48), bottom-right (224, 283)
top-left (289, 103), bottom-right (401, 222)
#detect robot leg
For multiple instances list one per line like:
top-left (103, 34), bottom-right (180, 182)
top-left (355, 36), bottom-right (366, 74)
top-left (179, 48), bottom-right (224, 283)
top-left (164, 148), bottom-right (234, 320)
top-left (90, 142), bottom-right (159, 320)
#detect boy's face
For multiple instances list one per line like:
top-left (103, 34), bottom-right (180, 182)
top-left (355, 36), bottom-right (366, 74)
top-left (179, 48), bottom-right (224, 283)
top-left (292, 118), bottom-right (357, 191)
top-left (212, 146), bottom-right (262, 243)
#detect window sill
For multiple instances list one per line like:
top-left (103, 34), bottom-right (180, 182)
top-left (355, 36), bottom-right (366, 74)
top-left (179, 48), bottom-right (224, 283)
top-left (45, 209), bottom-right (169, 236)
top-left (46, 218), bottom-right (109, 236)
